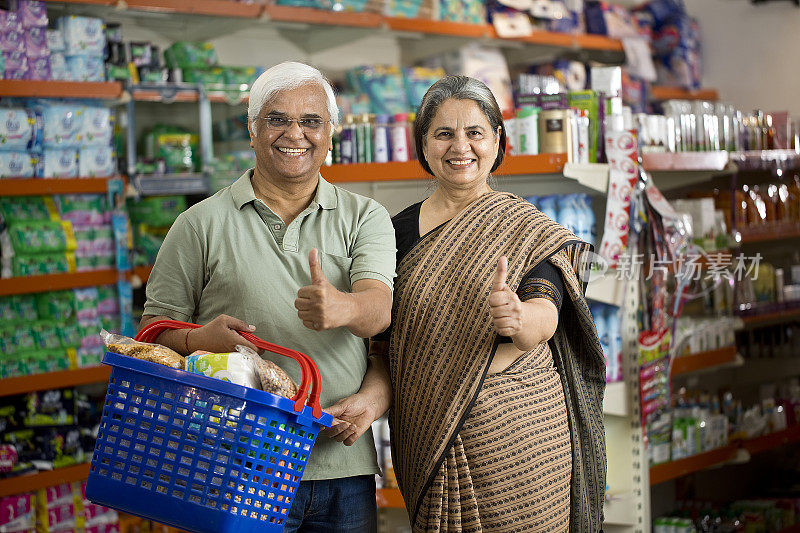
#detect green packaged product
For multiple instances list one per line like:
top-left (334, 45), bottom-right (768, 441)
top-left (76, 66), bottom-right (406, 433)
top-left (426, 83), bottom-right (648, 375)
top-left (143, 125), bottom-right (200, 174)
top-left (57, 322), bottom-right (82, 348)
top-left (10, 253), bottom-right (75, 277)
top-left (8, 220), bottom-right (77, 255)
top-left (100, 315), bottom-right (121, 335)
top-left (222, 66), bottom-right (259, 88)
top-left (127, 196), bottom-right (186, 227)
top-left (31, 321), bottom-right (62, 351)
top-left (164, 41), bottom-right (218, 69)
top-left (15, 295), bottom-right (39, 322)
top-left (11, 325), bottom-right (36, 353)
top-left (0, 296), bottom-right (15, 322)
top-left (0, 324), bottom-right (18, 355)
top-left (0, 196), bottom-right (55, 224)
top-left (36, 291), bottom-right (76, 321)
top-left (182, 67), bottom-right (226, 90)
top-left (57, 194), bottom-right (108, 218)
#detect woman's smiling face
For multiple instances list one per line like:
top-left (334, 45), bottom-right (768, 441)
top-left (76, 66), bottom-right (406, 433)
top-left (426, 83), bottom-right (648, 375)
top-left (423, 98), bottom-right (500, 191)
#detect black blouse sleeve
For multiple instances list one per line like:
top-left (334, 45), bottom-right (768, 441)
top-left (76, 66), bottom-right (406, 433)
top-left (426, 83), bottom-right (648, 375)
top-left (518, 260), bottom-right (564, 310)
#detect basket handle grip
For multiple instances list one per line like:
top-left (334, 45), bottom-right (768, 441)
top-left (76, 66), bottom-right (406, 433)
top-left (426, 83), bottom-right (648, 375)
top-left (134, 320), bottom-right (323, 419)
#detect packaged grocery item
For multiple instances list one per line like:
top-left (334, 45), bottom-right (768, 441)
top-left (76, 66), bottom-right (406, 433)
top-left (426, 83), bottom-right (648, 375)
top-left (0, 26), bottom-right (23, 53)
top-left (186, 350), bottom-right (261, 389)
top-left (0, 196), bottom-right (53, 223)
top-left (79, 105), bottom-right (112, 146)
top-left (16, 0), bottom-right (48, 28)
top-left (5, 252), bottom-right (76, 277)
top-left (49, 52), bottom-right (68, 80)
top-left (65, 54), bottom-right (105, 82)
top-left (57, 16), bottom-right (105, 54)
top-left (24, 26), bottom-right (48, 57)
top-left (101, 329), bottom-right (184, 369)
top-left (7, 220), bottom-right (76, 254)
top-left (127, 195), bottom-right (186, 227)
top-left (347, 65), bottom-right (409, 115)
top-left (33, 102), bottom-right (84, 147)
top-left (0, 493), bottom-right (35, 532)
top-left (40, 148), bottom-right (79, 178)
top-left (26, 56), bottom-right (51, 80)
top-left (79, 146), bottom-right (115, 177)
top-left (242, 345), bottom-right (299, 398)
top-left (46, 29), bottom-right (65, 52)
top-left (403, 66), bottom-right (445, 111)
top-left (163, 41), bottom-right (217, 69)
top-left (0, 150), bottom-right (36, 177)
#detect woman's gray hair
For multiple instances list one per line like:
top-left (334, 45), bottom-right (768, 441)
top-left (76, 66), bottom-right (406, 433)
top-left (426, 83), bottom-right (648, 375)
top-left (414, 75), bottom-right (507, 176)
top-left (247, 61), bottom-right (339, 137)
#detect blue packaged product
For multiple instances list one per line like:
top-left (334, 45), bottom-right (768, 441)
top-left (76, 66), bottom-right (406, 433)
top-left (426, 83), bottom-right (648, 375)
top-left (80, 105), bottom-right (112, 146)
top-left (46, 29), bottom-right (65, 52)
top-left (78, 146), bottom-right (115, 177)
top-left (537, 195), bottom-right (558, 221)
top-left (40, 148), bottom-right (78, 178)
top-left (524, 195), bottom-right (539, 208)
top-left (0, 151), bottom-right (36, 177)
top-left (403, 66), bottom-right (445, 112)
top-left (557, 194), bottom-right (579, 236)
top-left (34, 103), bottom-right (83, 147)
top-left (65, 54), bottom-right (105, 82)
top-left (57, 16), bottom-right (105, 55)
top-left (49, 52), bottom-right (68, 80)
top-left (351, 66), bottom-right (409, 116)
top-left (0, 108), bottom-right (35, 151)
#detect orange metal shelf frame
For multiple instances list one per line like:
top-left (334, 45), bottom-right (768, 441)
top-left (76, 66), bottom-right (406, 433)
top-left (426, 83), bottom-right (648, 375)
top-left (124, 0), bottom-right (261, 17)
top-left (322, 154), bottom-right (566, 183)
top-left (672, 346), bottom-right (738, 376)
top-left (0, 177), bottom-right (113, 196)
top-left (0, 464), bottom-right (92, 498)
top-left (266, 4), bottom-right (383, 27)
top-left (650, 86), bottom-right (719, 101)
top-left (649, 445), bottom-right (739, 485)
top-left (0, 80), bottom-right (122, 99)
top-left (0, 270), bottom-right (118, 297)
top-left (1, 366), bottom-right (110, 398)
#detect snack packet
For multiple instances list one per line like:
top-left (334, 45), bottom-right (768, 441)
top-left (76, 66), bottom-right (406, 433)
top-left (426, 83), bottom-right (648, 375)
top-left (185, 350), bottom-right (260, 389)
top-left (236, 345), bottom-right (298, 399)
top-left (100, 329), bottom-right (183, 369)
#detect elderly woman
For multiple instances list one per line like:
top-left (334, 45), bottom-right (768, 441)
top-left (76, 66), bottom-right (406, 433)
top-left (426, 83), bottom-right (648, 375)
top-left (372, 76), bottom-right (606, 532)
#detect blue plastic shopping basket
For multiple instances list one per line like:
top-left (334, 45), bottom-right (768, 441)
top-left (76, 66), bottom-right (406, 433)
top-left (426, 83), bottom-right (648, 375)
top-left (85, 320), bottom-right (333, 533)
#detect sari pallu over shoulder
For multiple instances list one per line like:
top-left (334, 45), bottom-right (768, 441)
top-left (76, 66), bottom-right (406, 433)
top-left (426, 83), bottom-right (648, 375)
top-left (387, 191), bottom-right (607, 532)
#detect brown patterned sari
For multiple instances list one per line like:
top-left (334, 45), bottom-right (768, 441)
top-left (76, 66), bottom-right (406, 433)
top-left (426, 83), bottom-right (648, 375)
top-left (388, 192), bottom-right (606, 532)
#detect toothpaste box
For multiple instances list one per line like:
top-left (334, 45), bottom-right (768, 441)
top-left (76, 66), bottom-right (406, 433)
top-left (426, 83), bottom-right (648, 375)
top-left (24, 26), bottom-right (48, 57)
top-left (58, 16), bottom-right (105, 54)
top-left (0, 151), bottom-right (36, 177)
top-left (79, 146), bottom-right (115, 177)
top-left (66, 54), bottom-right (105, 82)
top-left (40, 147), bottom-right (79, 178)
top-left (0, 108), bottom-right (35, 150)
top-left (16, 0), bottom-right (48, 28)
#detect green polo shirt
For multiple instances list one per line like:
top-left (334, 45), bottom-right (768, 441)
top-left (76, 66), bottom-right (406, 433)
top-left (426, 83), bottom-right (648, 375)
top-left (144, 169), bottom-right (396, 480)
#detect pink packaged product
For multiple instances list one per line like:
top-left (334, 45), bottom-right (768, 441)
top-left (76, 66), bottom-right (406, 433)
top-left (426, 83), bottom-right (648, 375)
top-left (4, 50), bottom-right (26, 70)
top-left (0, 27), bottom-right (23, 53)
top-left (0, 10), bottom-right (22, 32)
top-left (0, 494), bottom-right (33, 527)
top-left (24, 26), bottom-right (48, 57)
top-left (598, 129), bottom-right (639, 269)
top-left (16, 0), bottom-right (48, 28)
top-left (26, 56), bottom-right (50, 80)
top-left (83, 503), bottom-right (114, 521)
top-left (85, 525), bottom-right (120, 533)
top-left (44, 503), bottom-right (78, 530)
top-left (43, 482), bottom-right (74, 505)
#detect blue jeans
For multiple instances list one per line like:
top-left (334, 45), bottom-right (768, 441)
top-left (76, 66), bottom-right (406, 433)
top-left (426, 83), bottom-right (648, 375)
top-left (282, 475), bottom-right (377, 533)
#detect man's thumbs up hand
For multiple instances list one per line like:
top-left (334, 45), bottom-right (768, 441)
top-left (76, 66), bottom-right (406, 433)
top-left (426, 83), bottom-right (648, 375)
top-left (296, 248), bottom-right (348, 331)
top-left (488, 256), bottom-right (523, 338)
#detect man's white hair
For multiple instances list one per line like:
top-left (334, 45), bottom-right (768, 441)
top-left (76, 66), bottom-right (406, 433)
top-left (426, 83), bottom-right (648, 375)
top-left (247, 61), bottom-right (339, 137)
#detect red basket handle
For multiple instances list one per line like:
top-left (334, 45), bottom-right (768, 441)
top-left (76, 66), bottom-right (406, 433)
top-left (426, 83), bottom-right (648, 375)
top-left (134, 319), bottom-right (323, 419)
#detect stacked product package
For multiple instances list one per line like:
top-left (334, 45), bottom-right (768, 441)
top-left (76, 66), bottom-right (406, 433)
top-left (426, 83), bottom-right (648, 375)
top-left (0, 284), bottom-right (119, 378)
top-left (127, 196), bottom-right (186, 268)
top-left (0, 388), bottom-right (100, 478)
top-left (0, 101), bottom-right (115, 179)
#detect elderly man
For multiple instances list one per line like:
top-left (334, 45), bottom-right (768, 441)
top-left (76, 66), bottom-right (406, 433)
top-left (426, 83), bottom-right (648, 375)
top-left (140, 61), bottom-right (395, 532)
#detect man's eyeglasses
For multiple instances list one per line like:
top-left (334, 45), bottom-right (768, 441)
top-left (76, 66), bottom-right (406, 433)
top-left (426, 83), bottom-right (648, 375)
top-left (259, 116), bottom-right (331, 132)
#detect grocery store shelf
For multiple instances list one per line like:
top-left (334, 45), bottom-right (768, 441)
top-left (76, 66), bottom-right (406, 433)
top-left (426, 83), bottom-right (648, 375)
top-left (125, 0), bottom-right (261, 17)
top-left (649, 445), bottom-right (739, 485)
top-left (736, 222), bottom-right (800, 244)
top-left (0, 269), bottom-right (118, 297)
top-left (386, 16), bottom-right (492, 37)
top-left (376, 488), bottom-right (405, 508)
top-left (132, 173), bottom-right (208, 196)
top-left (672, 346), bottom-right (741, 376)
top-left (0, 366), bottom-right (110, 398)
top-left (649, 86), bottom-right (719, 101)
top-left (562, 162), bottom-right (609, 193)
top-left (642, 151), bottom-right (730, 172)
top-left (322, 154), bottom-right (566, 183)
top-left (0, 177), bottom-right (113, 196)
top-left (742, 424), bottom-right (800, 456)
top-left (603, 381), bottom-right (628, 417)
top-left (0, 80), bottom-right (122, 99)
top-left (572, 33), bottom-right (625, 52)
top-left (0, 463), bottom-right (91, 498)
top-left (730, 149), bottom-right (800, 171)
top-left (737, 304), bottom-right (800, 327)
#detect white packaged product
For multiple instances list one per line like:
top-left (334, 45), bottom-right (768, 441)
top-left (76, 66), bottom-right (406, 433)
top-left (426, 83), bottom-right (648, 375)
top-left (79, 106), bottom-right (112, 145)
top-left (78, 146), bottom-right (115, 177)
top-left (57, 16), bottom-right (105, 54)
top-left (0, 151), bottom-right (36, 177)
top-left (185, 350), bottom-right (261, 389)
top-left (41, 148), bottom-right (78, 178)
top-left (46, 29), bottom-right (66, 52)
top-left (0, 108), bottom-right (35, 150)
top-left (35, 103), bottom-right (83, 147)
top-left (65, 54), bottom-right (105, 82)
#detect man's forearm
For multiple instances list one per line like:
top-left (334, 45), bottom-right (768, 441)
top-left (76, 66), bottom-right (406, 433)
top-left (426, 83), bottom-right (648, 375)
top-left (343, 287), bottom-right (392, 338)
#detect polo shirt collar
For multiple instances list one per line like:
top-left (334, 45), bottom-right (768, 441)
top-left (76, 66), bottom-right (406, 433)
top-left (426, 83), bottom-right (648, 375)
top-left (231, 169), bottom-right (338, 211)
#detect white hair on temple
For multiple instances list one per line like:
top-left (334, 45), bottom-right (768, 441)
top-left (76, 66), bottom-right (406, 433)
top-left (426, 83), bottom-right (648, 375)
top-left (247, 61), bottom-right (339, 136)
